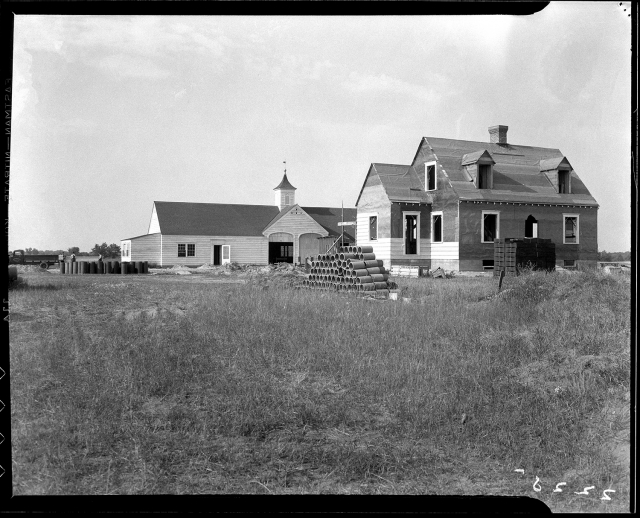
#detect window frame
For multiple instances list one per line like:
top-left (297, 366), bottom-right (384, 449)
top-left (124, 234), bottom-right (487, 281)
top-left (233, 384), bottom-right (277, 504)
top-left (431, 210), bottom-right (443, 243)
top-left (178, 243), bottom-right (186, 257)
top-left (403, 210), bottom-right (421, 255)
top-left (187, 244), bottom-right (196, 257)
top-left (563, 214), bottom-right (579, 245)
top-left (558, 169), bottom-right (572, 194)
top-left (481, 210), bottom-right (500, 243)
top-left (477, 163), bottom-right (493, 189)
top-left (425, 161), bottom-right (437, 191)
top-left (369, 215), bottom-right (378, 241)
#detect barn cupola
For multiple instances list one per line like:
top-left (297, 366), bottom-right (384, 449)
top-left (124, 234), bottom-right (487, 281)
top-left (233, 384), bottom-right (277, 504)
top-left (273, 168), bottom-right (297, 211)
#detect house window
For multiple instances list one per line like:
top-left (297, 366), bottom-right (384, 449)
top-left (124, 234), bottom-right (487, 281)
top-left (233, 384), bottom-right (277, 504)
top-left (478, 164), bottom-right (492, 189)
top-left (483, 260), bottom-right (494, 270)
top-left (481, 211), bottom-right (500, 243)
top-left (178, 243), bottom-right (196, 257)
top-left (563, 214), bottom-right (579, 244)
top-left (425, 162), bottom-right (436, 191)
top-left (432, 212), bottom-right (443, 243)
top-left (564, 259), bottom-right (576, 269)
top-left (558, 170), bottom-right (571, 194)
top-left (525, 215), bottom-right (538, 238)
top-left (369, 216), bottom-right (378, 241)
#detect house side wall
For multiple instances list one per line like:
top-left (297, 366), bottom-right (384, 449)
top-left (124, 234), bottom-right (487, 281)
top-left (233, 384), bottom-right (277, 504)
top-left (459, 202), bottom-right (598, 271)
top-left (161, 235), bottom-right (268, 266)
top-left (357, 179), bottom-right (392, 265)
top-left (126, 233), bottom-right (161, 263)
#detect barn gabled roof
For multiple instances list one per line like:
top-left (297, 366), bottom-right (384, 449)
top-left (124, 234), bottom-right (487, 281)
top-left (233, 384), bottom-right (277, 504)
top-left (149, 201), bottom-right (356, 239)
top-left (301, 206), bottom-right (357, 240)
top-left (153, 202), bottom-right (280, 237)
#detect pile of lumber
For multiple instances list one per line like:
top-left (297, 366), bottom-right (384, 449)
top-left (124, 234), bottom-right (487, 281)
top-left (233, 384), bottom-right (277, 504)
top-left (494, 238), bottom-right (556, 277)
top-left (303, 246), bottom-right (394, 297)
top-left (389, 265), bottom-right (421, 278)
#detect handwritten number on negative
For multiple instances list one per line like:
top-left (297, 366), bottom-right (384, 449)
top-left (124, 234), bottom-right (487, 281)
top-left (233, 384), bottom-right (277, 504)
top-left (601, 489), bottom-right (616, 501)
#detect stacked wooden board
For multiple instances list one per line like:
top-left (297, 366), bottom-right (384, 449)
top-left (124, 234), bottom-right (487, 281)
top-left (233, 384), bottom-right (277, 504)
top-left (493, 238), bottom-right (556, 277)
top-left (389, 265), bottom-right (422, 278)
top-left (303, 246), bottom-right (394, 297)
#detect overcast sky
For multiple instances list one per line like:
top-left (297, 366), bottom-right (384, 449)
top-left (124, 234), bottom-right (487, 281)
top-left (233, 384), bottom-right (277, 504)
top-left (9, 3), bottom-right (632, 253)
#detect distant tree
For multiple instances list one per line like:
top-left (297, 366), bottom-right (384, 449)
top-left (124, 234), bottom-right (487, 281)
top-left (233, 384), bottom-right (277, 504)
top-left (106, 243), bottom-right (121, 258)
top-left (91, 242), bottom-right (110, 257)
top-left (24, 247), bottom-right (39, 254)
top-left (91, 242), bottom-right (121, 258)
top-left (68, 247), bottom-right (80, 255)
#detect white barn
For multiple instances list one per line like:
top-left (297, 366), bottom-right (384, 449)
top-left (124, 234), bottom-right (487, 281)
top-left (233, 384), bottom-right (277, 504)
top-left (121, 174), bottom-right (356, 266)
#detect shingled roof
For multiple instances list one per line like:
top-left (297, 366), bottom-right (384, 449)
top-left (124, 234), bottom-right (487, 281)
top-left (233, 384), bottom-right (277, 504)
top-left (151, 201), bottom-right (356, 238)
top-left (301, 206), bottom-right (357, 241)
top-left (153, 202), bottom-right (280, 236)
top-left (359, 137), bottom-right (597, 207)
top-left (423, 136), bottom-right (597, 206)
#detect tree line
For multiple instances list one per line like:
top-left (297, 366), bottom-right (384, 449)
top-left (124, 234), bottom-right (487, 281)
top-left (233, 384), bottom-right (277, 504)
top-left (19, 243), bottom-right (122, 258)
top-left (597, 251), bottom-right (630, 262)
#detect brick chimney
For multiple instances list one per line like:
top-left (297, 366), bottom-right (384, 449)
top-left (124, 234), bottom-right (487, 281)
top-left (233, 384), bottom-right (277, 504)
top-left (488, 125), bottom-right (508, 144)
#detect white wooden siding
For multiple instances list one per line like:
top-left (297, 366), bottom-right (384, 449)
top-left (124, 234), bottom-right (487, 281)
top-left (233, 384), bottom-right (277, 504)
top-left (161, 235), bottom-right (268, 266)
top-left (148, 204), bottom-right (161, 234)
top-left (430, 242), bottom-right (459, 270)
top-left (126, 233), bottom-right (161, 263)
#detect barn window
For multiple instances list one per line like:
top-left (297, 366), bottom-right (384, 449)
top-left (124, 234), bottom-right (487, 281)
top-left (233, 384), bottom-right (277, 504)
top-left (187, 244), bottom-right (196, 257)
top-left (178, 244), bottom-right (186, 257)
top-left (369, 216), bottom-right (378, 241)
top-left (425, 162), bottom-right (437, 191)
top-left (563, 214), bottom-right (579, 244)
top-left (432, 212), bottom-right (443, 243)
top-left (481, 211), bottom-right (500, 243)
top-left (564, 259), bottom-right (576, 269)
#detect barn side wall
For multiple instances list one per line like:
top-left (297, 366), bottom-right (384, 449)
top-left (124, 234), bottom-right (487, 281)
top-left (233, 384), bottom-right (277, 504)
top-left (160, 234), bottom-right (268, 266)
top-left (126, 233), bottom-right (161, 263)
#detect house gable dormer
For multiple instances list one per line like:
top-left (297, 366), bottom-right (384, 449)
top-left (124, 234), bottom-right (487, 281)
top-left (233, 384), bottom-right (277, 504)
top-left (424, 161), bottom-right (438, 191)
top-left (461, 149), bottom-right (495, 189)
top-left (540, 156), bottom-right (573, 194)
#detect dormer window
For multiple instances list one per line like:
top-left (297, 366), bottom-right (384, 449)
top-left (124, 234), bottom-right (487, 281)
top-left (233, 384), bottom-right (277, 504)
top-left (461, 150), bottom-right (494, 190)
top-left (478, 164), bottom-right (492, 189)
top-left (540, 156), bottom-right (573, 194)
top-left (425, 162), bottom-right (437, 191)
top-left (558, 170), bottom-right (571, 194)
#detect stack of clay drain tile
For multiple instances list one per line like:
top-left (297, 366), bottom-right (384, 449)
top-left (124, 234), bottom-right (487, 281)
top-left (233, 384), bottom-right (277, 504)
top-left (303, 246), bottom-right (394, 298)
top-left (60, 260), bottom-right (149, 275)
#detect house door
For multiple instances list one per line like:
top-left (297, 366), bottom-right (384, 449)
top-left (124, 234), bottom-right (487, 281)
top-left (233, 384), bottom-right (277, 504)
top-left (221, 245), bottom-right (231, 265)
top-left (211, 245), bottom-right (221, 265)
top-left (405, 215), bottom-right (418, 255)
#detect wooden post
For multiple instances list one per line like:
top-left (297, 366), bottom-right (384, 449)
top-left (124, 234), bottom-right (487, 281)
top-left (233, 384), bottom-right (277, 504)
top-left (498, 270), bottom-right (505, 291)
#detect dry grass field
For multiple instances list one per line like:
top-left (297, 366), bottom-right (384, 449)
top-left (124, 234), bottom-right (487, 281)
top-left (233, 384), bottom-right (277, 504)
top-left (8, 265), bottom-right (630, 511)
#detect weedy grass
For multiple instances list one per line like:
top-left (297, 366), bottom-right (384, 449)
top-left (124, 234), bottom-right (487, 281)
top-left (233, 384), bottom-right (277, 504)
top-left (9, 269), bottom-right (630, 510)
